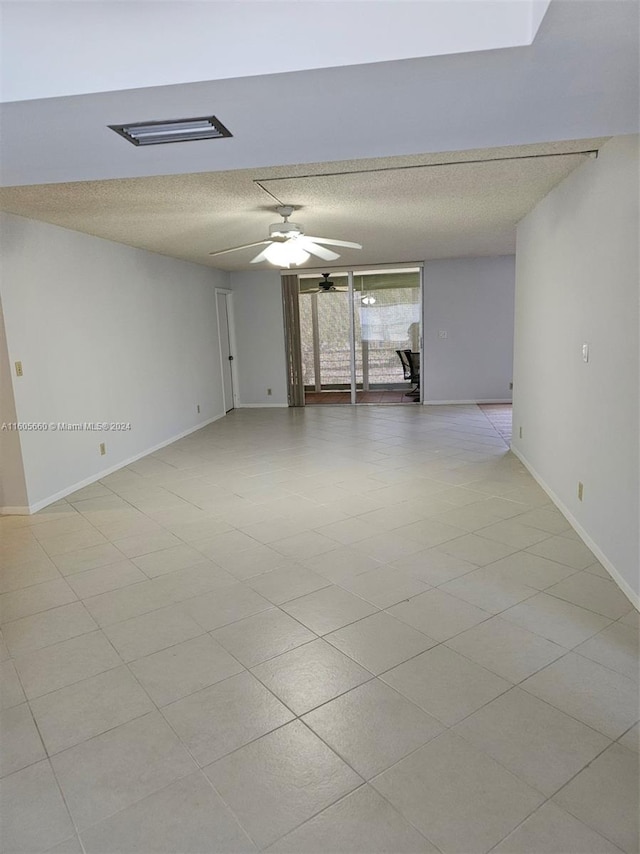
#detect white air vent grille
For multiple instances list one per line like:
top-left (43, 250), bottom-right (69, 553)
top-left (108, 115), bottom-right (232, 146)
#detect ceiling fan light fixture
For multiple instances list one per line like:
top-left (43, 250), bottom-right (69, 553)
top-left (263, 241), bottom-right (310, 267)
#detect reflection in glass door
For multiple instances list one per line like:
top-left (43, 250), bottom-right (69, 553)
top-left (298, 268), bottom-right (421, 405)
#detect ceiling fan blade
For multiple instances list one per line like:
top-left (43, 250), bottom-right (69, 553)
top-left (303, 236), bottom-right (362, 249)
top-left (250, 244), bottom-right (279, 264)
top-left (297, 239), bottom-right (340, 261)
top-left (208, 240), bottom-right (271, 257)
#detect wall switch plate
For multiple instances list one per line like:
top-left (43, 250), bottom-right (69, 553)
top-left (14, 361), bottom-right (23, 377)
top-left (578, 481), bottom-right (584, 501)
top-left (438, 330), bottom-right (448, 339)
top-left (519, 426), bottom-right (523, 439)
top-left (582, 343), bottom-right (589, 363)
top-left (99, 443), bottom-right (106, 456)
top-left (267, 388), bottom-right (272, 396)
top-left (197, 404), bottom-right (200, 413)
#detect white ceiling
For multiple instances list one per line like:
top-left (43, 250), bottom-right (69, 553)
top-left (0, 1), bottom-right (637, 188)
top-left (0, 1), bottom-right (551, 102)
top-left (0, 0), bottom-right (635, 273)
top-left (0, 139), bottom-right (605, 270)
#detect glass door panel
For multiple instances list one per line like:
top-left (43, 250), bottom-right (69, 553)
top-left (353, 271), bottom-right (421, 404)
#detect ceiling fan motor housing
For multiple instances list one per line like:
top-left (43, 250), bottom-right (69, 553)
top-left (269, 220), bottom-right (303, 239)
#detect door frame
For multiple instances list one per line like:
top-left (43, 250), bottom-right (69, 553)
top-left (215, 288), bottom-right (238, 413)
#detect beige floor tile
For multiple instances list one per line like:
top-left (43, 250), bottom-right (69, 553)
top-left (150, 562), bottom-right (237, 602)
top-left (446, 616), bottom-right (567, 682)
top-left (428, 503), bottom-right (510, 532)
top-left (162, 671), bottom-right (294, 766)
top-left (112, 530), bottom-right (182, 558)
top-left (526, 536), bottom-right (595, 569)
top-left (355, 504), bottom-right (427, 532)
top-left (546, 573), bottom-right (633, 620)
top-left (618, 722), bottom-right (639, 753)
top-left (0, 760), bottom-right (74, 853)
top-left (0, 578), bottom-right (77, 624)
top-left (493, 802), bottom-right (622, 853)
top-left (389, 548), bottom-right (478, 586)
top-left (337, 565), bottom-right (430, 608)
top-left (251, 638), bottom-right (372, 715)
top-left (516, 507), bottom-right (572, 534)
top-left (212, 545), bottom-right (293, 580)
top-left (302, 547), bottom-right (385, 583)
top-left (3, 601), bottom-right (97, 657)
top-left (83, 580), bottom-right (175, 626)
top-left (64, 560), bottom-right (146, 599)
top-left (372, 732), bottom-right (544, 854)
top-left (521, 652), bottom-right (639, 738)
top-left (80, 772), bottom-right (256, 854)
top-left (434, 533), bottom-right (518, 566)
top-left (203, 720), bottom-right (362, 849)
top-left (326, 611), bottom-right (436, 675)
top-left (314, 517), bottom-right (382, 545)
top-left (575, 621), bottom-right (639, 681)
top-left (281, 586), bottom-right (377, 635)
top-left (38, 528), bottom-right (108, 557)
top-left (14, 630), bottom-right (122, 699)
top-left (132, 544), bottom-right (209, 578)
top-left (271, 530), bottom-right (340, 560)
top-left (0, 660), bottom-right (26, 709)
top-left (454, 687), bottom-right (610, 795)
top-left (482, 551), bottom-right (577, 590)
top-left (303, 679), bottom-right (444, 779)
top-left (0, 703), bottom-right (46, 777)
top-left (440, 567), bottom-right (538, 613)
top-left (350, 531), bottom-right (432, 563)
top-left (30, 516), bottom-right (96, 541)
top-left (0, 556), bottom-right (61, 595)
top-left (500, 592), bottom-right (612, 648)
top-left (212, 608), bottom-right (316, 668)
top-left (245, 565), bottom-right (331, 604)
top-left (130, 634), bottom-right (244, 706)
top-left (51, 712), bottom-right (196, 829)
top-left (30, 665), bottom-right (154, 754)
top-left (382, 645), bottom-right (511, 725)
top-left (475, 519), bottom-right (551, 549)
top-left (554, 743), bottom-right (639, 853)
top-left (102, 604), bottom-right (203, 662)
top-left (157, 516), bottom-right (234, 542)
top-left (51, 542), bottom-right (127, 575)
top-left (193, 530), bottom-right (265, 561)
top-left (388, 588), bottom-right (491, 641)
top-left (181, 584), bottom-right (273, 631)
top-left (267, 784), bottom-right (437, 853)
top-left (45, 833), bottom-right (85, 854)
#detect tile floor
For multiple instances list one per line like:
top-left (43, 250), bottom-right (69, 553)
top-left (0, 404), bottom-right (638, 854)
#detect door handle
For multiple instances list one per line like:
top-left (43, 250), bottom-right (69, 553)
top-left (228, 355), bottom-right (234, 361)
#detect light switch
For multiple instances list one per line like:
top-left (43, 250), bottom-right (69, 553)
top-left (15, 361), bottom-right (23, 377)
top-left (582, 343), bottom-right (589, 363)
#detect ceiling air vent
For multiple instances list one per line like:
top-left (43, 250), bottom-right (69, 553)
top-left (108, 115), bottom-right (232, 146)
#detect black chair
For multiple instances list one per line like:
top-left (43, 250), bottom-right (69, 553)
top-left (396, 349), bottom-right (420, 397)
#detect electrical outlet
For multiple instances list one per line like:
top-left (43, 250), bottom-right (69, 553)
top-left (267, 388), bottom-right (272, 396)
top-left (99, 443), bottom-right (106, 456)
top-left (14, 361), bottom-right (23, 377)
top-left (519, 426), bottom-right (523, 439)
top-left (578, 481), bottom-right (584, 501)
top-left (197, 404), bottom-right (200, 414)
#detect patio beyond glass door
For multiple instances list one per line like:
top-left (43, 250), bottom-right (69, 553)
top-left (298, 268), bottom-right (421, 405)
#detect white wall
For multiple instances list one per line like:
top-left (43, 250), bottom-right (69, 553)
top-left (512, 135), bottom-right (639, 603)
top-left (0, 303), bottom-right (29, 510)
top-left (0, 213), bottom-right (229, 510)
top-left (423, 256), bottom-right (515, 403)
top-left (228, 270), bottom-right (288, 406)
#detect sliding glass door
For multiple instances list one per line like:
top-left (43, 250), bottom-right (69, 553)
top-left (297, 267), bottom-right (422, 405)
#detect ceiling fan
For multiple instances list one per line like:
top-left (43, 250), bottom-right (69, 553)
top-left (208, 205), bottom-right (362, 268)
top-left (302, 273), bottom-right (349, 293)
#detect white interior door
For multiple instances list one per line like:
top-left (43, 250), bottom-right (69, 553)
top-left (217, 291), bottom-right (234, 412)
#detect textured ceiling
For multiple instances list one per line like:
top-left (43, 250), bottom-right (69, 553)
top-left (0, 138), bottom-right (607, 271)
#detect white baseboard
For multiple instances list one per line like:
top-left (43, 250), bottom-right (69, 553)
top-left (235, 403), bottom-right (288, 408)
top-left (0, 505), bottom-right (31, 516)
top-left (511, 446), bottom-right (639, 611)
top-left (5, 413), bottom-right (226, 517)
top-left (424, 399), bottom-right (512, 405)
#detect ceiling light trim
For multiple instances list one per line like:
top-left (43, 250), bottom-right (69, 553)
top-left (108, 115), bottom-right (232, 146)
